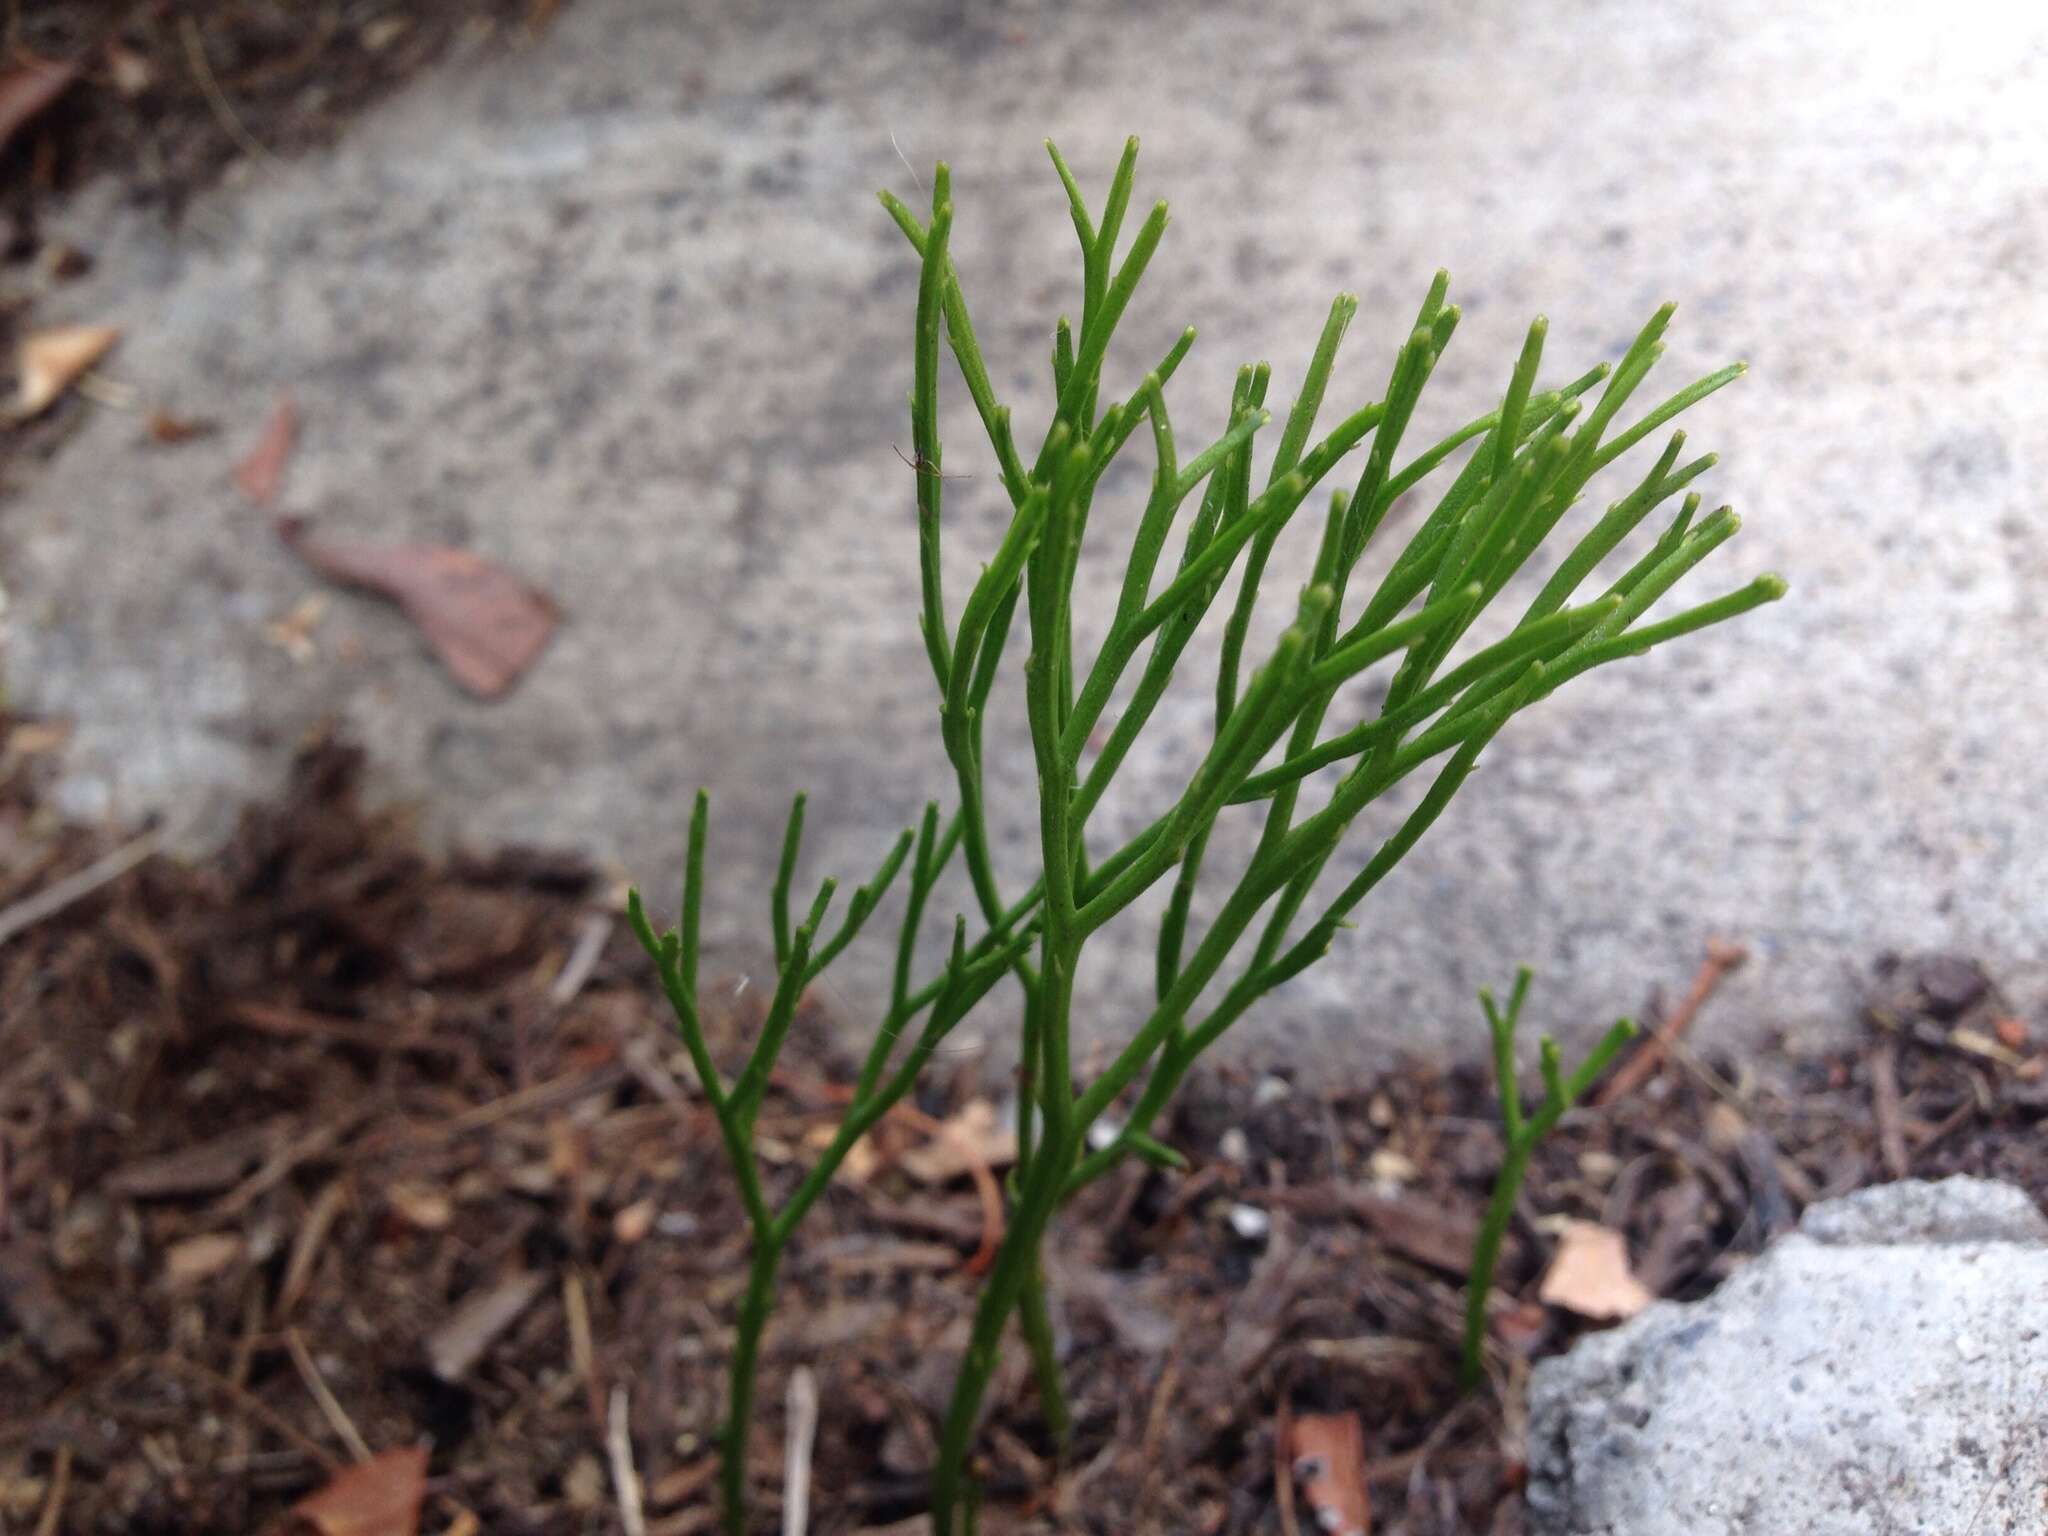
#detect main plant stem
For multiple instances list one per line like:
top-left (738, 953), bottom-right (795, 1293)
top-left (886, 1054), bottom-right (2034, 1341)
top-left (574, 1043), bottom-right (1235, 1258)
top-left (930, 1129), bottom-right (1075, 1532)
top-left (1459, 1136), bottom-right (1529, 1389)
top-left (723, 1241), bottom-right (783, 1535)
top-left (942, 735), bottom-right (1072, 1448)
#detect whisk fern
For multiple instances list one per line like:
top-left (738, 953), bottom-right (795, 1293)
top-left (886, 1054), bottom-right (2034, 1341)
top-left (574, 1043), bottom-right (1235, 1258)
top-left (631, 135), bottom-right (1783, 1534)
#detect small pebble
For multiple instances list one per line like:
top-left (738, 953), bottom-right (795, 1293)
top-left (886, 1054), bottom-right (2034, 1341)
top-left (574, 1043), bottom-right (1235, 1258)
top-left (1579, 1150), bottom-right (1623, 1184)
top-left (1369, 1148), bottom-right (1417, 1188)
top-left (1252, 1075), bottom-right (1292, 1107)
top-left (1218, 1127), bottom-right (1251, 1164)
top-left (1228, 1203), bottom-right (1271, 1241)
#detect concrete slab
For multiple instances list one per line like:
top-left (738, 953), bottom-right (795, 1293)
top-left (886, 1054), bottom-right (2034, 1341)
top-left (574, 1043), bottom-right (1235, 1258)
top-left (6, 0), bottom-right (2045, 1065)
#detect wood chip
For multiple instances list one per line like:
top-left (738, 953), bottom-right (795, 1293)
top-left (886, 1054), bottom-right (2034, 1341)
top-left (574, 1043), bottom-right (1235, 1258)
top-left (1949, 1026), bottom-right (2027, 1069)
top-left (145, 409), bottom-right (218, 444)
top-left (0, 1242), bottom-right (98, 1364)
top-left (427, 1270), bottom-right (548, 1382)
top-left (104, 1117), bottom-right (291, 1197)
top-left (387, 1182), bottom-right (454, 1232)
top-left (163, 1232), bottom-right (244, 1288)
top-left (1288, 1412), bottom-right (1371, 1536)
top-left (235, 394), bottom-right (297, 505)
top-left (1538, 1220), bottom-right (1654, 1321)
top-left (290, 1445), bottom-right (429, 1536)
top-left (612, 1197), bottom-right (656, 1244)
top-left (1343, 1189), bottom-right (1491, 1276)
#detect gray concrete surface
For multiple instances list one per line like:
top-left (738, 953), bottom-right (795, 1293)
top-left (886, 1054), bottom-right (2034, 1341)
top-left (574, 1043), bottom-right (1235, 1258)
top-left (1527, 1178), bottom-right (2048, 1534)
top-left (5, 0), bottom-right (2045, 1065)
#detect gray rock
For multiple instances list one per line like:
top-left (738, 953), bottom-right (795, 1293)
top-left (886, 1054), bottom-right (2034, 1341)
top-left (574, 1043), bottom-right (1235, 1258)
top-left (6, 0), bottom-right (2048, 1064)
top-left (1527, 1177), bottom-right (2048, 1535)
top-left (1798, 1175), bottom-right (2048, 1248)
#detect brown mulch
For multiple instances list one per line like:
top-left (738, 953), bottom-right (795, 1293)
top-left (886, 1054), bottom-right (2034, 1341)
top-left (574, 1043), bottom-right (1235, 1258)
top-left (0, 722), bottom-right (2042, 1534)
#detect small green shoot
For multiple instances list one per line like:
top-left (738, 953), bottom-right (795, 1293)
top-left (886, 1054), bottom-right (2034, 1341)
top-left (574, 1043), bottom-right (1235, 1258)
top-left (1460, 968), bottom-right (1637, 1389)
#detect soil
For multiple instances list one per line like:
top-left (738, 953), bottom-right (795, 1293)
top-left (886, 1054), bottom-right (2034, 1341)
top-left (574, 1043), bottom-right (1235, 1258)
top-left (0, 721), bottom-right (2042, 1535)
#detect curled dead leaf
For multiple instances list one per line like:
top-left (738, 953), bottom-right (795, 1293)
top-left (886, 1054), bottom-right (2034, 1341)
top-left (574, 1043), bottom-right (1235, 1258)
top-left (16, 325), bottom-right (120, 418)
top-left (1538, 1219), bottom-right (1654, 1321)
top-left (290, 1445), bottom-right (429, 1536)
top-left (277, 519), bottom-right (558, 698)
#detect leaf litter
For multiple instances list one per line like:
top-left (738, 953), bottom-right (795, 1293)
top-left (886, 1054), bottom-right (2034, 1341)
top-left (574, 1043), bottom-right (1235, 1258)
top-left (13, 323), bottom-right (118, 418)
top-left (0, 728), bottom-right (2042, 1533)
top-left (278, 518), bottom-right (559, 698)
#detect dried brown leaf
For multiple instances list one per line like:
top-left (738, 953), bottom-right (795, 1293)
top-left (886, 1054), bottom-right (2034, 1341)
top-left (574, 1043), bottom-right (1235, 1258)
top-left (16, 325), bottom-right (119, 418)
top-left (278, 519), bottom-right (558, 698)
top-left (897, 1099), bottom-right (1016, 1184)
top-left (1288, 1412), bottom-right (1371, 1536)
top-left (1538, 1219), bottom-right (1654, 1321)
top-left (235, 394), bottom-right (297, 505)
top-left (0, 60), bottom-right (78, 154)
top-left (290, 1445), bottom-right (429, 1536)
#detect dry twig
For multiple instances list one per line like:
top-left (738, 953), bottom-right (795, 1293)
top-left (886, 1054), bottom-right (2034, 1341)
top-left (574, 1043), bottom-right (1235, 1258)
top-left (0, 829), bottom-right (163, 948)
top-left (286, 1328), bottom-right (373, 1464)
top-left (608, 1386), bottom-right (649, 1536)
top-left (782, 1366), bottom-right (819, 1536)
top-left (32, 1443), bottom-right (71, 1536)
top-left (1870, 1038), bottom-right (1908, 1178)
top-left (1597, 941), bottom-right (1748, 1105)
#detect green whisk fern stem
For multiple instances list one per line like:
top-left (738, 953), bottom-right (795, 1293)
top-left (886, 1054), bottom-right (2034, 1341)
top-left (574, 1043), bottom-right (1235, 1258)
top-left (636, 131), bottom-right (1783, 1534)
